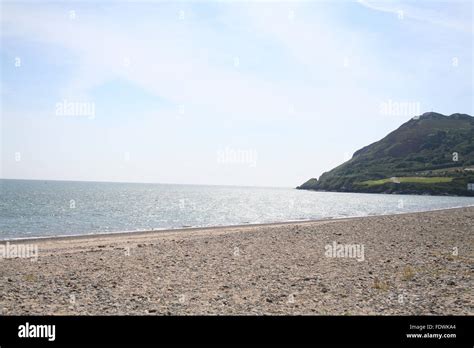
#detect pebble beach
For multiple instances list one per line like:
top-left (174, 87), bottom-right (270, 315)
top-left (0, 207), bottom-right (472, 315)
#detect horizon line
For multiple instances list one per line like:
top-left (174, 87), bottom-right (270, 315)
top-left (0, 177), bottom-right (294, 190)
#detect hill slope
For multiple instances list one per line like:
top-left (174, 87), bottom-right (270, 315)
top-left (297, 112), bottom-right (474, 196)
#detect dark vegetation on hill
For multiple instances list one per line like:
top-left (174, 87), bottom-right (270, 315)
top-left (297, 112), bottom-right (474, 196)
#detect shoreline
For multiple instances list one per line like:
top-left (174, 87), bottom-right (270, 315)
top-left (3, 204), bottom-right (473, 244)
top-left (296, 187), bottom-right (474, 197)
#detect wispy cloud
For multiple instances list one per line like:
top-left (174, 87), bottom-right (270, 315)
top-left (1, 1), bottom-right (472, 186)
top-left (1, 2), bottom-right (393, 122)
top-left (357, 0), bottom-right (472, 33)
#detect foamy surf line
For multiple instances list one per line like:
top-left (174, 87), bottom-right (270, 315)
top-left (1, 205), bottom-right (473, 243)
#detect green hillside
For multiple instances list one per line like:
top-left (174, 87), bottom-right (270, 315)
top-left (297, 112), bottom-right (474, 196)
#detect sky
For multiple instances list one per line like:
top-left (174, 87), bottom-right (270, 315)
top-left (1, 0), bottom-right (472, 187)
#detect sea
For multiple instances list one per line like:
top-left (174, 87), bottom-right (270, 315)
top-left (1, 179), bottom-right (473, 240)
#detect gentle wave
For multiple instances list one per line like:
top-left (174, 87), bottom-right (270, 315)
top-left (1, 179), bottom-right (473, 239)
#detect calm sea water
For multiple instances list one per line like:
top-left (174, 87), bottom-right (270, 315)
top-left (1, 179), bottom-right (473, 240)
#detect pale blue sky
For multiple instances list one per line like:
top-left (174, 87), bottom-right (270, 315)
top-left (1, 0), bottom-right (472, 187)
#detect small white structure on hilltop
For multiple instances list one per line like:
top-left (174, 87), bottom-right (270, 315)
top-left (468, 183), bottom-right (474, 191)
